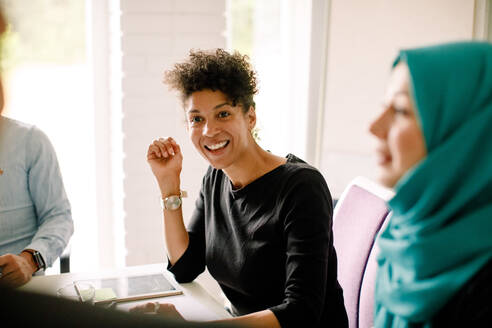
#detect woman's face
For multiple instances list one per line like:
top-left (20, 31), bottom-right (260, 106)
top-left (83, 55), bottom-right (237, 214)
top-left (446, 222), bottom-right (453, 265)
top-left (185, 89), bottom-right (256, 170)
top-left (369, 63), bottom-right (427, 188)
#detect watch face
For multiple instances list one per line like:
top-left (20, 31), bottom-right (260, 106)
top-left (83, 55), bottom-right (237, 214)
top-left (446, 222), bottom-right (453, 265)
top-left (164, 195), bottom-right (182, 210)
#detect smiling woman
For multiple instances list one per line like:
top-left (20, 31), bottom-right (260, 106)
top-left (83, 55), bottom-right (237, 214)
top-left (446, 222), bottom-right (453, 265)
top-left (369, 63), bottom-right (427, 188)
top-left (371, 41), bottom-right (492, 327)
top-left (137, 49), bottom-right (348, 328)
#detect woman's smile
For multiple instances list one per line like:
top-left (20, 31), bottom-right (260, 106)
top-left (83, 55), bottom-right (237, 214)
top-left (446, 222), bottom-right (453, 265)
top-left (204, 140), bottom-right (230, 152)
top-left (375, 148), bottom-right (392, 166)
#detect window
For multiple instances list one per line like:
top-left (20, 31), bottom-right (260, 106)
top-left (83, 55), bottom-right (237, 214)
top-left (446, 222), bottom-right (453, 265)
top-left (228, 0), bottom-right (313, 160)
top-left (1, 0), bottom-right (98, 273)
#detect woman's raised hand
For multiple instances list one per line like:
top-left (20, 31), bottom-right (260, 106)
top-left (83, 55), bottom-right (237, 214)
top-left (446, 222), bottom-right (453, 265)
top-left (147, 137), bottom-right (183, 192)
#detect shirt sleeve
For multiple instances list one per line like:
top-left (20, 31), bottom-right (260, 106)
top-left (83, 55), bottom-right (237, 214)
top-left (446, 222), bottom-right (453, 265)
top-left (268, 169), bottom-right (334, 328)
top-left (167, 180), bottom-right (207, 283)
top-left (24, 126), bottom-right (74, 268)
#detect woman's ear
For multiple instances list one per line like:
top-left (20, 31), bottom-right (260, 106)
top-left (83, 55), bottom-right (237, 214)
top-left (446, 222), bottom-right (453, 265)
top-left (247, 106), bottom-right (256, 130)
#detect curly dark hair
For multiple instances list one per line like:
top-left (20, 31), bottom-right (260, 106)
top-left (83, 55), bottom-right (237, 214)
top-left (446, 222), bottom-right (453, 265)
top-left (163, 48), bottom-right (258, 112)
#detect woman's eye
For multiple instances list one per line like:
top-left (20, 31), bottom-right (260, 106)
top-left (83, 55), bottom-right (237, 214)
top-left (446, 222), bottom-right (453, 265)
top-left (218, 111), bottom-right (230, 118)
top-left (190, 116), bottom-right (203, 124)
top-left (394, 107), bottom-right (410, 116)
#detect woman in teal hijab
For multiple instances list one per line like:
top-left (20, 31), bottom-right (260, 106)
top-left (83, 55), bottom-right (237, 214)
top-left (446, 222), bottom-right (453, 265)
top-left (369, 41), bottom-right (492, 327)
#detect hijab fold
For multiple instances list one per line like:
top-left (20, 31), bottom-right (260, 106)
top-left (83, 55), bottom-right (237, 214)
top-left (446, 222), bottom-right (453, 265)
top-left (375, 42), bottom-right (492, 327)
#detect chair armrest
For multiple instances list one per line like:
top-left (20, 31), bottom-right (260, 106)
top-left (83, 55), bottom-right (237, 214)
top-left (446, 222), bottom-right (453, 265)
top-left (59, 245), bottom-right (71, 273)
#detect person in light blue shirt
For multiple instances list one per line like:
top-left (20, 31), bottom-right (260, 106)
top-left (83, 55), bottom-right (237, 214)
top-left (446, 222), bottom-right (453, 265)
top-left (0, 116), bottom-right (74, 287)
top-left (0, 14), bottom-right (73, 286)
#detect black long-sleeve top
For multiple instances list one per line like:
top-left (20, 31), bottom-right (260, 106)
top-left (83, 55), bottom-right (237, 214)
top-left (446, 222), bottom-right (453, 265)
top-left (168, 154), bottom-right (348, 328)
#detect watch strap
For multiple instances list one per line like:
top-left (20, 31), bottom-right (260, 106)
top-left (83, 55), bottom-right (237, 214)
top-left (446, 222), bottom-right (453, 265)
top-left (22, 249), bottom-right (46, 272)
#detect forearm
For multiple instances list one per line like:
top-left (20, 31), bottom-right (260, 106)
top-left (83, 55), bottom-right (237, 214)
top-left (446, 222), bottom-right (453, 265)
top-left (159, 179), bottom-right (189, 265)
top-left (212, 310), bottom-right (281, 328)
top-left (162, 207), bottom-right (189, 265)
top-left (29, 212), bottom-right (73, 267)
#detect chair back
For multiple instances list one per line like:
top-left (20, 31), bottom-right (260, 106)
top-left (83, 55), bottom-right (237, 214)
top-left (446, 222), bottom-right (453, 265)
top-left (358, 212), bottom-right (391, 328)
top-left (333, 177), bottom-right (393, 328)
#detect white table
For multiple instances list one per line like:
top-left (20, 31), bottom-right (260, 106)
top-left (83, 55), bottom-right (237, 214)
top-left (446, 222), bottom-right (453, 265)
top-left (20, 263), bottom-right (231, 322)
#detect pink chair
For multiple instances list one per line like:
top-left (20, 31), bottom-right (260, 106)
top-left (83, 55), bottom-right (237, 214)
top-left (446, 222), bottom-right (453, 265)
top-left (333, 177), bottom-right (393, 328)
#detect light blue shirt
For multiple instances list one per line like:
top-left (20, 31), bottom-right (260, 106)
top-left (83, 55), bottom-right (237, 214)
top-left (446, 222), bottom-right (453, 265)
top-left (0, 116), bottom-right (73, 269)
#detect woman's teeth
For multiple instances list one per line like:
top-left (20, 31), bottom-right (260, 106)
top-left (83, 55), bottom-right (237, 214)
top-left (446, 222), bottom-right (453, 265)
top-left (207, 141), bottom-right (228, 150)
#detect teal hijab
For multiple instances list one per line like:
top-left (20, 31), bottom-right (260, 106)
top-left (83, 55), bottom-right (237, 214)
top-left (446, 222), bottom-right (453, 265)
top-left (374, 41), bottom-right (492, 327)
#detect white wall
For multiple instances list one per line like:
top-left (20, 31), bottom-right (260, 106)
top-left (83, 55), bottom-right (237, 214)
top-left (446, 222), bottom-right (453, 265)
top-left (118, 0), bottom-right (226, 266)
top-left (251, 0), bottom-right (312, 161)
top-left (318, 0), bottom-right (476, 197)
top-left (115, 0), bottom-right (226, 304)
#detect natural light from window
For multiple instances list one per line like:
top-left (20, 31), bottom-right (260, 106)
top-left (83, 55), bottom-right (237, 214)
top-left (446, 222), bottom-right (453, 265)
top-left (228, 0), bottom-right (312, 161)
top-left (0, 0), bottom-right (98, 274)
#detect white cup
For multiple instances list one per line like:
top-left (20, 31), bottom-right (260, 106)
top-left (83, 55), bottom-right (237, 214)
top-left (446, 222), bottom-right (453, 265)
top-left (57, 282), bottom-right (95, 304)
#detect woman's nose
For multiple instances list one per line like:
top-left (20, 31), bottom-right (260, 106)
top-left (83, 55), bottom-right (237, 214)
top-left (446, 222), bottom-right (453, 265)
top-left (369, 110), bottom-right (389, 139)
top-left (203, 120), bottom-right (219, 137)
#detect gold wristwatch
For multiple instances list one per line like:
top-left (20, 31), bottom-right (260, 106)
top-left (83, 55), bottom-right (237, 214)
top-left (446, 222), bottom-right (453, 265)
top-left (160, 190), bottom-right (188, 210)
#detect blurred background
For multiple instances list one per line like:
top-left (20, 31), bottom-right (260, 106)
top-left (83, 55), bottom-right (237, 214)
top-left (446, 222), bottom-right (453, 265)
top-left (1, 0), bottom-right (491, 300)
